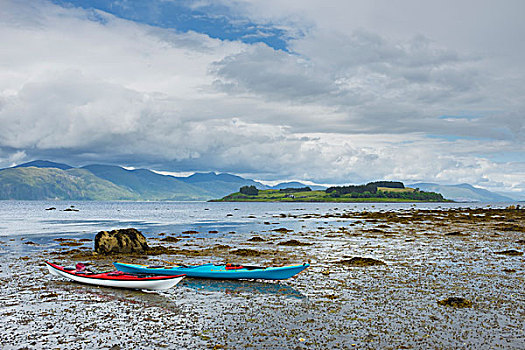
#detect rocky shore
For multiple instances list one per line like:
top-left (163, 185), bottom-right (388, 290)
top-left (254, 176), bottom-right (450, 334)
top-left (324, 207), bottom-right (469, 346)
top-left (1, 206), bottom-right (523, 349)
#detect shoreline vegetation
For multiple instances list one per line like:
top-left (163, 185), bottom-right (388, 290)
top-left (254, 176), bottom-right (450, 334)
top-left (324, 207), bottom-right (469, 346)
top-left (212, 181), bottom-right (450, 203)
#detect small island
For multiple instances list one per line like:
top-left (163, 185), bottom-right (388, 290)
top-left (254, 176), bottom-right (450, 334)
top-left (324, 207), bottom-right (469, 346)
top-left (211, 181), bottom-right (449, 202)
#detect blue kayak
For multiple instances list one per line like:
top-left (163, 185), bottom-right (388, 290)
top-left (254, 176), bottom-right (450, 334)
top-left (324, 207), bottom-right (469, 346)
top-left (113, 262), bottom-right (309, 280)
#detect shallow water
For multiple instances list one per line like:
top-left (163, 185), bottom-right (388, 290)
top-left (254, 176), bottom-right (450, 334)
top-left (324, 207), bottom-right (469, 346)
top-left (0, 201), bottom-right (523, 349)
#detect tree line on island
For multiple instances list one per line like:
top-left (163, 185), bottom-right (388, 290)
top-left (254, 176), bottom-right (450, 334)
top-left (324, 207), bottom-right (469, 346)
top-left (239, 185), bottom-right (312, 195)
top-left (325, 181), bottom-right (445, 201)
top-left (236, 181), bottom-right (446, 202)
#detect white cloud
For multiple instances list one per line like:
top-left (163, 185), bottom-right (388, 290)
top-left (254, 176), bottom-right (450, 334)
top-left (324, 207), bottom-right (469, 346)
top-left (0, 0), bottom-right (523, 194)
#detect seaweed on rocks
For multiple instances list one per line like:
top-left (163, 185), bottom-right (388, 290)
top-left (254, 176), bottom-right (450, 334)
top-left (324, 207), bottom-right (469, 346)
top-left (59, 241), bottom-right (84, 247)
top-left (160, 236), bottom-right (180, 243)
top-left (495, 249), bottom-right (523, 256)
top-left (272, 228), bottom-right (293, 233)
top-left (230, 249), bottom-right (262, 257)
top-left (277, 240), bottom-right (313, 246)
top-left (445, 231), bottom-right (465, 236)
top-left (335, 257), bottom-right (386, 266)
top-left (437, 297), bottom-right (473, 308)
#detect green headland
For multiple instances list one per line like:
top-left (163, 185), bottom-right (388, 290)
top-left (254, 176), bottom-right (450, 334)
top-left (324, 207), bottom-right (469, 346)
top-left (212, 181), bottom-right (449, 202)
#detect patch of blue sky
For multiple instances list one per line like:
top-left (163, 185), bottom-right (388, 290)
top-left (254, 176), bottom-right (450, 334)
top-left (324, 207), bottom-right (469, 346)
top-left (51, 0), bottom-right (290, 50)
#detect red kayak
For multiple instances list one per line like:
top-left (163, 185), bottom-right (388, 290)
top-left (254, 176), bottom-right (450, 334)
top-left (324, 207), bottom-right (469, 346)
top-left (45, 262), bottom-right (185, 290)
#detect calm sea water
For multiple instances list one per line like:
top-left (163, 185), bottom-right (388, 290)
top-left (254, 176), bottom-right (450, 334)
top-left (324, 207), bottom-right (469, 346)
top-left (0, 200), bottom-right (510, 255)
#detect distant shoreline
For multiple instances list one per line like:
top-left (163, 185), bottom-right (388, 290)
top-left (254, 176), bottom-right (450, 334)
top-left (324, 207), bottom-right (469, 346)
top-left (211, 186), bottom-right (451, 203)
top-left (210, 198), bottom-right (451, 203)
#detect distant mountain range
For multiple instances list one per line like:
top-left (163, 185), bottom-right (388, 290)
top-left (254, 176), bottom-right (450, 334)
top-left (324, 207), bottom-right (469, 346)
top-left (268, 181), bottom-right (326, 191)
top-left (0, 160), bottom-right (323, 201)
top-left (409, 183), bottom-right (514, 202)
top-left (0, 160), bottom-right (518, 202)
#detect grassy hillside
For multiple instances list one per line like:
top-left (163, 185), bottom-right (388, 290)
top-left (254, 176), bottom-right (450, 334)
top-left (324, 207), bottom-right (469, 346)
top-left (13, 160), bottom-right (72, 170)
top-left (212, 187), bottom-right (448, 202)
top-left (82, 165), bottom-right (212, 201)
top-left (0, 167), bottom-right (139, 200)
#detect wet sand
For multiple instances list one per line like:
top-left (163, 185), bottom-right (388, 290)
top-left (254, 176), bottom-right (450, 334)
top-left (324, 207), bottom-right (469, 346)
top-left (1, 207), bottom-right (524, 349)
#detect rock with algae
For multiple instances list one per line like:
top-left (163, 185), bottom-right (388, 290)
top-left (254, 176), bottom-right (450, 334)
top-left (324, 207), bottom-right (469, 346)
top-left (94, 228), bottom-right (149, 255)
top-left (230, 248), bottom-right (262, 257)
top-left (437, 297), bottom-right (473, 308)
top-left (495, 249), bottom-right (523, 256)
top-left (277, 239), bottom-right (313, 246)
top-left (335, 257), bottom-right (386, 266)
top-left (160, 236), bottom-right (180, 243)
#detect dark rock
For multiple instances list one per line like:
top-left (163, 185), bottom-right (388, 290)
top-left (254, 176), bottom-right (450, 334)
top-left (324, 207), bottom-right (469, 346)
top-left (54, 238), bottom-right (75, 242)
top-left (60, 241), bottom-right (83, 247)
top-left (182, 230), bottom-right (199, 234)
top-left (272, 227), bottom-right (293, 233)
top-left (248, 236), bottom-right (266, 242)
top-left (208, 230), bottom-right (219, 234)
top-left (277, 239), bottom-right (313, 246)
top-left (336, 257), bottom-right (386, 266)
top-left (94, 228), bottom-right (149, 255)
top-left (498, 224), bottom-right (525, 232)
top-left (230, 249), bottom-right (261, 257)
top-left (40, 293), bottom-right (58, 299)
top-left (362, 228), bottom-right (384, 233)
top-left (45, 207), bottom-right (56, 211)
top-left (160, 236), bottom-right (180, 243)
top-left (495, 249), bottom-right (523, 256)
top-left (63, 208), bottom-right (79, 212)
top-left (445, 231), bottom-right (464, 236)
top-left (437, 297), bottom-right (472, 308)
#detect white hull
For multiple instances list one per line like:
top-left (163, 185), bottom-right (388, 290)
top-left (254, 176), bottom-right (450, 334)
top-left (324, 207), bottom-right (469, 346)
top-left (47, 264), bottom-right (184, 290)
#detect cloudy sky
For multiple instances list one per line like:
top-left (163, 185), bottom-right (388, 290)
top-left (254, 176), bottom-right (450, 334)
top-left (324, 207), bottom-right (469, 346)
top-left (1, 0), bottom-right (524, 194)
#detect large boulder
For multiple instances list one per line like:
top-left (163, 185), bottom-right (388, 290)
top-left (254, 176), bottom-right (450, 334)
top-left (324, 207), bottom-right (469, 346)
top-left (94, 228), bottom-right (149, 255)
